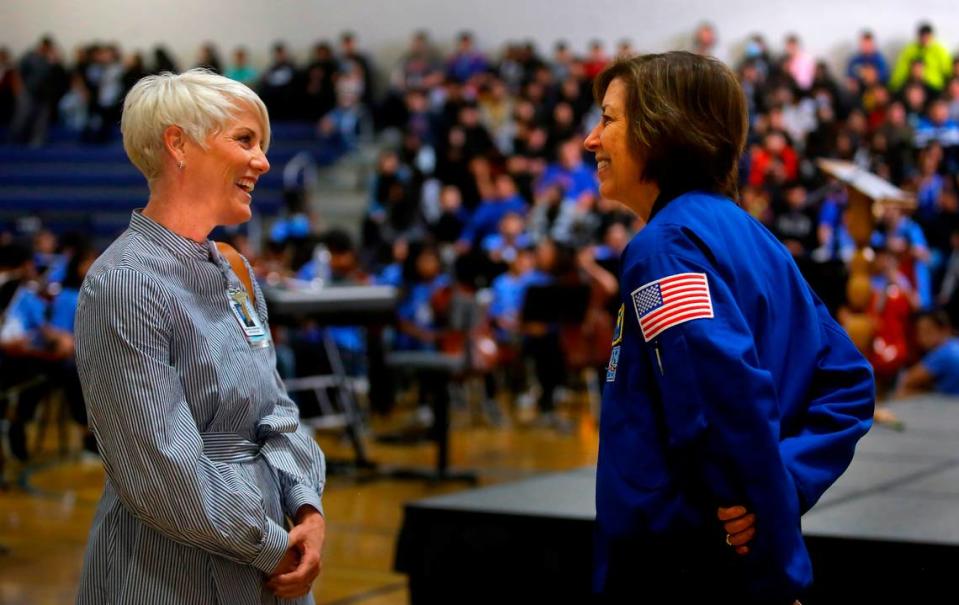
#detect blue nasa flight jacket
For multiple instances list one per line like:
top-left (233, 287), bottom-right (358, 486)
top-left (596, 191), bottom-right (874, 602)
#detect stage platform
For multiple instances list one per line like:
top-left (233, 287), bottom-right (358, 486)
top-left (395, 396), bottom-right (959, 604)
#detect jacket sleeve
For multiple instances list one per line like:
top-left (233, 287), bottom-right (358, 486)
top-left (248, 259), bottom-right (327, 519)
top-left (623, 250), bottom-right (809, 604)
top-left (256, 385), bottom-right (327, 518)
top-left (780, 298), bottom-right (874, 513)
top-left (889, 45), bottom-right (914, 90)
top-left (75, 269), bottom-right (288, 573)
top-left (934, 43), bottom-right (954, 85)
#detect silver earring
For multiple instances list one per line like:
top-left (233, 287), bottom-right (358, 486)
top-left (177, 160), bottom-right (185, 170)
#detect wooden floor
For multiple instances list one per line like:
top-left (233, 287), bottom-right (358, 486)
top-left (0, 402), bottom-right (599, 604)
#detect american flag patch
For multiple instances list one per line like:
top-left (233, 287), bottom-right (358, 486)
top-left (631, 272), bottom-right (713, 342)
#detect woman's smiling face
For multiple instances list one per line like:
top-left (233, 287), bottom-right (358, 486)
top-left (584, 78), bottom-right (649, 213)
top-left (185, 104), bottom-right (271, 226)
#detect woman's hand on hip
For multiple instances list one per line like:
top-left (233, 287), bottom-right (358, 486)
top-left (717, 505), bottom-right (756, 556)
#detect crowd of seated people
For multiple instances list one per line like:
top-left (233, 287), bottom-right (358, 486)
top-left (0, 31), bottom-right (375, 148)
top-left (733, 24), bottom-right (959, 408)
top-left (4, 22), bottom-right (959, 448)
top-left (0, 230), bottom-right (97, 461)
top-left (251, 23), bottom-right (959, 431)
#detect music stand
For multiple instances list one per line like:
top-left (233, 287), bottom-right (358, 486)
top-left (265, 285), bottom-right (397, 474)
top-left (265, 285), bottom-right (478, 484)
top-left (521, 284), bottom-right (591, 324)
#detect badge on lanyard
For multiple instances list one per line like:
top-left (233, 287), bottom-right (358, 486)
top-left (227, 287), bottom-right (269, 348)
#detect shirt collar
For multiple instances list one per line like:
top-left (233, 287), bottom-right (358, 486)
top-left (647, 189), bottom-right (737, 224)
top-left (647, 187), bottom-right (685, 223)
top-left (129, 210), bottom-right (215, 262)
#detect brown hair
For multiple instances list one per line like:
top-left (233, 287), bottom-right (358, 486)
top-left (593, 51), bottom-right (748, 199)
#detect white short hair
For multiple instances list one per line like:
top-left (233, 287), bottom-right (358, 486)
top-left (121, 68), bottom-right (271, 182)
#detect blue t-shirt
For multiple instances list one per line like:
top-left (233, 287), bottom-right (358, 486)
top-left (489, 269), bottom-right (552, 339)
top-left (481, 232), bottom-right (533, 263)
top-left (394, 275), bottom-right (450, 350)
top-left (916, 174), bottom-right (944, 222)
top-left (446, 52), bottom-right (488, 83)
top-left (50, 287), bottom-right (80, 333)
top-left (915, 117), bottom-right (959, 149)
top-left (490, 271), bottom-right (534, 319)
top-left (269, 214), bottom-right (311, 244)
top-left (538, 162), bottom-right (599, 203)
top-left (2, 287), bottom-right (48, 348)
top-left (817, 197), bottom-right (855, 260)
top-left (921, 338), bottom-right (959, 395)
top-left (374, 263), bottom-right (403, 288)
top-left (326, 326), bottom-right (365, 354)
top-left (460, 195), bottom-right (528, 246)
top-left (846, 52), bottom-right (890, 83)
top-left (872, 218), bottom-right (933, 309)
top-left (45, 255), bottom-right (70, 285)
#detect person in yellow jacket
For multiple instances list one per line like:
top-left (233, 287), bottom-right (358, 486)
top-left (890, 23), bottom-right (953, 92)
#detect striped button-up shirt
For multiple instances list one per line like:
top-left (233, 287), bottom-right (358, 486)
top-left (75, 211), bottom-right (326, 604)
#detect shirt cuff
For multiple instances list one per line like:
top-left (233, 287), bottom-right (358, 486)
top-left (286, 483), bottom-right (324, 518)
top-left (251, 517), bottom-right (288, 574)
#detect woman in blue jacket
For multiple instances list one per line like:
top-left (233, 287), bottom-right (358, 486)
top-left (584, 52), bottom-right (874, 604)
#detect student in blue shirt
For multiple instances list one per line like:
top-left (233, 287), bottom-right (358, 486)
top-left (872, 204), bottom-right (934, 310)
top-left (584, 52), bottom-right (874, 604)
top-left (846, 31), bottom-right (890, 85)
top-left (537, 138), bottom-right (600, 204)
top-left (395, 243), bottom-right (450, 351)
top-left (896, 310), bottom-right (959, 396)
top-left (457, 173), bottom-right (527, 249)
top-left (295, 230), bottom-right (369, 376)
top-left (0, 257), bottom-right (50, 461)
top-left (0, 281), bottom-right (47, 351)
top-left (489, 246), bottom-right (537, 343)
top-left (46, 246), bottom-right (97, 437)
top-left (480, 211), bottom-right (533, 266)
top-left (374, 239), bottom-right (408, 288)
top-left (914, 99), bottom-right (959, 152)
top-left (0, 245), bottom-right (96, 459)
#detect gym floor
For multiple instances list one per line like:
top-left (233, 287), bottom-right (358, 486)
top-left (0, 402), bottom-right (599, 604)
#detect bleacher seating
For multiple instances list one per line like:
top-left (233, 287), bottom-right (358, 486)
top-left (0, 122), bottom-right (345, 247)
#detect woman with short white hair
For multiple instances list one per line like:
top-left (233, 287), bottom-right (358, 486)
top-left (74, 69), bottom-right (327, 604)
